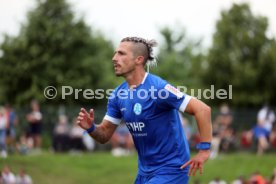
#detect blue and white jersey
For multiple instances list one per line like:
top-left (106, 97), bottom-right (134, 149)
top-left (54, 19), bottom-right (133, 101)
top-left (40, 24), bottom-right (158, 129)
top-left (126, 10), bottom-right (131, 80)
top-left (104, 73), bottom-right (192, 175)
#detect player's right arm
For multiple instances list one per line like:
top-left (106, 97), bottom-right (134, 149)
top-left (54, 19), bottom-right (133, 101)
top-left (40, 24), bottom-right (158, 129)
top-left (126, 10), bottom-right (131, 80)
top-left (77, 108), bottom-right (117, 144)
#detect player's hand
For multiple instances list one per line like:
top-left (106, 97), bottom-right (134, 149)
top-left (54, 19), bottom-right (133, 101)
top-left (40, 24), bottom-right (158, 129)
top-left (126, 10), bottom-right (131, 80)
top-left (77, 108), bottom-right (94, 130)
top-left (180, 150), bottom-right (210, 176)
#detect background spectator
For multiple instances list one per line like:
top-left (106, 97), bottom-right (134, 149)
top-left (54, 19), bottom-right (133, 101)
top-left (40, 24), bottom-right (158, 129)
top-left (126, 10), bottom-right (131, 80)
top-left (69, 118), bottom-right (86, 152)
top-left (110, 122), bottom-right (134, 157)
top-left (211, 104), bottom-right (236, 158)
top-left (270, 124), bottom-right (276, 149)
top-left (5, 104), bottom-right (18, 154)
top-left (270, 167), bottom-right (276, 184)
top-left (248, 171), bottom-right (266, 184)
top-left (82, 132), bottom-right (95, 152)
top-left (1, 165), bottom-right (16, 184)
top-left (251, 105), bottom-right (275, 155)
top-left (52, 115), bottom-right (70, 152)
top-left (257, 104), bottom-right (275, 133)
top-left (16, 133), bottom-right (33, 155)
top-left (26, 100), bottom-right (43, 150)
top-left (231, 175), bottom-right (247, 184)
top-left (209, 177), bottom-right (227, 184)
top-left (0, 106), bottom-right (7, 158)
top-left (16, 169), bottom-right (32, 184)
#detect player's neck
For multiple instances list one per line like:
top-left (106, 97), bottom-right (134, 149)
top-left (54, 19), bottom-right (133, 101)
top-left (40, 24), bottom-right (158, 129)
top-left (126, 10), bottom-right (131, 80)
top-left (125, 70), bottom-right (146, 88)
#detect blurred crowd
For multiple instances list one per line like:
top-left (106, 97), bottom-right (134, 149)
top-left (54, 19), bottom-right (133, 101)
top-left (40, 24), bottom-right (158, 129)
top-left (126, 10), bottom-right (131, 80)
top-left (206, 103), bottom-right (276, 158)
top-left (0, 100), bottom-right (97, 158)
top-left (193, 167), bottom-right (276, 184)
top-left (0, 100), bottom-right (276, 184)
top-left (241, 104), bottom-right (276, 155)
top-left (0, 100), bottom-right (276, 158)
top-left (0, 165), bottom-right (32, 184)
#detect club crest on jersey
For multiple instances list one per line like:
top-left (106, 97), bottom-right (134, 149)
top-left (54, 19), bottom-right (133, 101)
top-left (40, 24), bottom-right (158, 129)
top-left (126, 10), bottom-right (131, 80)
top-left (133, 103), bottom-right (142, 115)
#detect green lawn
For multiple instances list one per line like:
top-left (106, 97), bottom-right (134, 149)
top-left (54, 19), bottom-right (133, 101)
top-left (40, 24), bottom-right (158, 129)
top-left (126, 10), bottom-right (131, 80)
top-left (1, 151), bottom-right (275, 184)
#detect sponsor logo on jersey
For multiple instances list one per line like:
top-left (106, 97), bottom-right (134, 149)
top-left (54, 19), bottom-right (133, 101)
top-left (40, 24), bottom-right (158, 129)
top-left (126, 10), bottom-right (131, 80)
top-left (125, 122), bottom-right (145, 132)
top-left (165, 84), bottom-right (184, 98)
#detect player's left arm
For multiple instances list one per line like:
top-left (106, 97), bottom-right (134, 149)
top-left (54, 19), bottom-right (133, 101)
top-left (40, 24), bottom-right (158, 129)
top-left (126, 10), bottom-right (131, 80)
top-left (180, 97), bottom-right (212, 176)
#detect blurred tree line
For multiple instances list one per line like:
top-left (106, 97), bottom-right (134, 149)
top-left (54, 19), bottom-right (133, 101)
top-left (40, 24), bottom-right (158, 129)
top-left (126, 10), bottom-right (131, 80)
top-left (0, 0), bottom-right (275, 108)
top-left (0, 0), bottom-right (120, 106)
top-left (203, 4), bottom-right (276, 107)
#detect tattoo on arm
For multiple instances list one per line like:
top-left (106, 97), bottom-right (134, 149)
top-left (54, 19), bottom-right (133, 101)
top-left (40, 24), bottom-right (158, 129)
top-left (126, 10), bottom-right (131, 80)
top-left (89, 123), bottom-right (116, 144)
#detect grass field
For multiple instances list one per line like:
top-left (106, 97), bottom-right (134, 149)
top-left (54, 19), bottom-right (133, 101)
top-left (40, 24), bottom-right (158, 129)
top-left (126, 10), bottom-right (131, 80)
top-left (1, 151), bottom-right (276, 184)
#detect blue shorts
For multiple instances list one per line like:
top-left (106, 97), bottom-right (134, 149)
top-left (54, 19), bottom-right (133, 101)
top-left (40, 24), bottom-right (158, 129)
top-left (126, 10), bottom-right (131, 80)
top-left (134, 172), bottom-right (189, 184)
top-left (253, 126), bottom-right (269, 139)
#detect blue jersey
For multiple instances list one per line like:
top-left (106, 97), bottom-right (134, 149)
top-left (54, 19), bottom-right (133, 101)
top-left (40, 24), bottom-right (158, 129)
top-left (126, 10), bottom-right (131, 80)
top-left (104, 73), bottom-right (192, 175)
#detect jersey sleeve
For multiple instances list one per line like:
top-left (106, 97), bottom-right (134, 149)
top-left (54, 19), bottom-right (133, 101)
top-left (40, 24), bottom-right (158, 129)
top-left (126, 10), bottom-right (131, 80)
top-left (158, 83), bottom-right (192, 112)
top-left (104, 90), bottom-right (122, 125)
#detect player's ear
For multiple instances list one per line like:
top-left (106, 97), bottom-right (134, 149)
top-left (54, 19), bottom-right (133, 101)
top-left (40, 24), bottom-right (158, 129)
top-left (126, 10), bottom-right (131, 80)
top-left (135, 56), bottom-right (145, 65)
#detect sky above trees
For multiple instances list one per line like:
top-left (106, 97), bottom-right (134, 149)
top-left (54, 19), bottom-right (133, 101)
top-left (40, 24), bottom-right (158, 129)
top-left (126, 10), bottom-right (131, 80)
top-left (0, 0), bottom-right (276, 47)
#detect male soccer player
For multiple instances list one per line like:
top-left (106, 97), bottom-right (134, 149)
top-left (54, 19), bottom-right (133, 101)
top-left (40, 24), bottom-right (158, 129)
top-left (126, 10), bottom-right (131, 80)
top-left (77, 37), bottom-right (212, 184)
